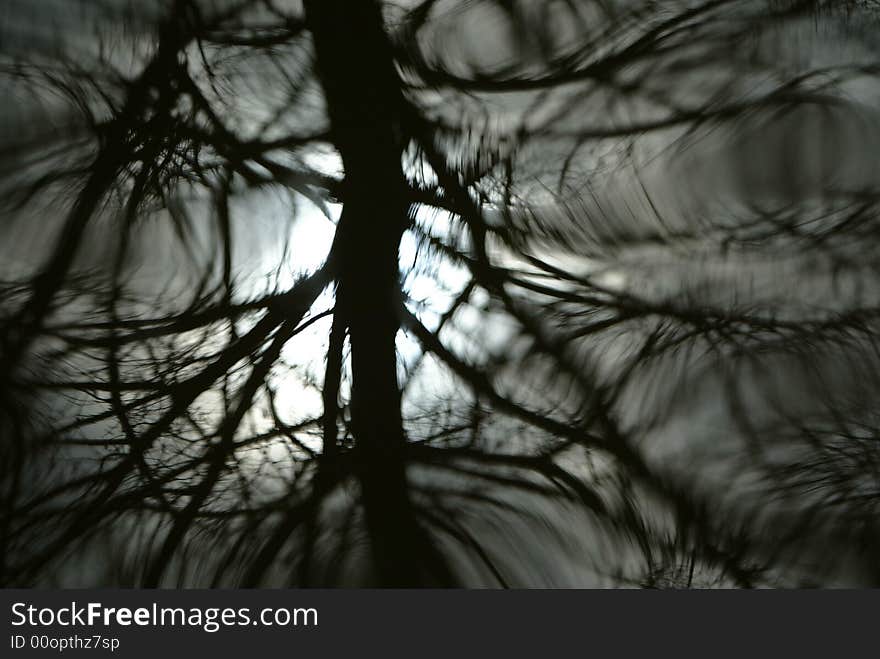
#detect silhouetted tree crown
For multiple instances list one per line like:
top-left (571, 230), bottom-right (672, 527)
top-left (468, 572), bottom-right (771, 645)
top-left (2, 0), bottom-right (880, 586)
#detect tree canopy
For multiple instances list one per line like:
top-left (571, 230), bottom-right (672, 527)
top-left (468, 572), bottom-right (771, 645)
top-left (2, 0), bottom-right (880, 587)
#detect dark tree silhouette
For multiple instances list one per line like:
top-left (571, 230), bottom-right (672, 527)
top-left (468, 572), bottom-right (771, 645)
top-left (2, 0), bottom-right (880, 587)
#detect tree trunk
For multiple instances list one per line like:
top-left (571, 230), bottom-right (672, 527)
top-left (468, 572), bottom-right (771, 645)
top-left (304, 0), bottom-right (454, 586)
